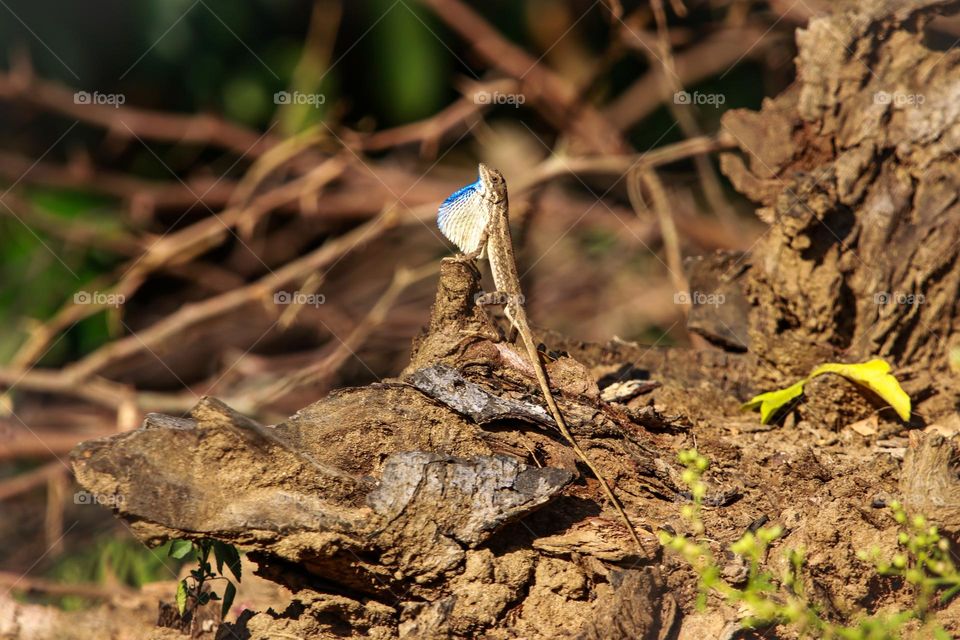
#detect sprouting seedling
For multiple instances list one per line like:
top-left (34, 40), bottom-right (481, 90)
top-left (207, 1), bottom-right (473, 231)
top-left (169, 538), bottom-right (242, 621)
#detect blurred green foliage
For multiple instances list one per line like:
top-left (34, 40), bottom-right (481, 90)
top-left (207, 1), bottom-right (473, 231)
top-left (41, 538), bottom-right (182, 610)
top-left (362, 0), bottom-right (448, 125)
top-left (0, 188), bottom-right (121, 362)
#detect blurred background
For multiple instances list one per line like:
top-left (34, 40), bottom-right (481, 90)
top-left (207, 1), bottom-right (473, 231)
top-left (0, 0), bottom-right (802, 619)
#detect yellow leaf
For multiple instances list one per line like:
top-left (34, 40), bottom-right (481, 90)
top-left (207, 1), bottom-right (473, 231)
top-left (741, 380), bottom-right (807, 424)
top-left (176, 578), bottom-right (188, 616)
top-left (809, 358), bottom-right (911, 421)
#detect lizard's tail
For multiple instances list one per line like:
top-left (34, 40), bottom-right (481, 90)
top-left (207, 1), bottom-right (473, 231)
top-left (516, 320), bottom-right (645, 551)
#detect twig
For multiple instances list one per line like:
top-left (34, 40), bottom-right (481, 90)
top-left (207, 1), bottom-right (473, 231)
top-left (227, 127), bottom-right (328, 212)
top-left (0, 368), bottom-right (135, 410)
top-left (634, 167), bottom-right (712, 348)
top-left (0, 68), bottom-right (278, 160)
top-left (8, 155), bottom-right (348, 369)
top-left (519, 132), bottom-right (735, 189)
top-left (62, 210), bottom-right (400, 381)
top-left (0, 461), bottom-right (64, 501)
top-left (276, 271), bottom-right (325, 331)
top-left (352, 78), bottom-right (518, 157)
top-left (645, 0), bottom-right (740, 229)
top-left (634, 168), bottom-right (687, 297)
top-left (45, 471), bottom-right (67, 556)
top-left (0, 150), bottom-right (239, 212)
top-left (606, 25), bottom-right (777, 132)
top-left (0, 193), bottom-right (141, 256)
top-left (0, 571), bottom-right (136, 599)
top-left (0, 421), bottom-right (115, 460)
top-left (274, 0), bottom-right (342, 136)
top-left (419, 0), bottom-right (627, 154)
top-left (250, 262), bottom-right (439, 408)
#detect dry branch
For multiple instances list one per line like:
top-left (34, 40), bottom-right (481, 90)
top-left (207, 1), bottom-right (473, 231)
top-left (606, 25), bottom-right (780, 132)
top-left (0, 68), bottom-right (277, 159)
top-left (420, 0), bottom-right (628, 154)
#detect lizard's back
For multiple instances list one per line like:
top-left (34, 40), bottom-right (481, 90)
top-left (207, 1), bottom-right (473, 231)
top-left (486, 186), bottom-right (522, 299)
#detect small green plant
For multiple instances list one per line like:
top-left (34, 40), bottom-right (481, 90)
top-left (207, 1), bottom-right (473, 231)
top-left (169, 538), bottom-right (242, 621)
top-left (859, 503), bottom-right (960, 620)
top-left (660, 450), bottom-right (957, 639)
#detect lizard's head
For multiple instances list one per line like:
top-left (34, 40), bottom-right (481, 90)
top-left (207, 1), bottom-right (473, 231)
top-left (477, 163), bottom-right (507, 203)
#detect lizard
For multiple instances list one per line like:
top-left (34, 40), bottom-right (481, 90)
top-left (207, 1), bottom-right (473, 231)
top-left (437, 162), bottom-right (644, 551)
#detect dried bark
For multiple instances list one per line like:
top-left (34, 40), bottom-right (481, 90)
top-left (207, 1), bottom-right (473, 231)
top-left (716, 0), bottom-right (960, 416)
top-left (71, 258), bottom-right (691, 639)
top-left (901, 431), bottom-right (960, 529)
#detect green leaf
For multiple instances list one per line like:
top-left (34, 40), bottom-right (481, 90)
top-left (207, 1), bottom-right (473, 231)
top-left (939, 583), bottom-right (960, 605)
top-left (212, 544), bottom-right (224, 575)
top-left (176, 579), bottom-right (188, 616)
top-left (221, 581), bottom-right (237, 620)
top-left (169, 540), bottom-right (194, 560)
top-left (810, 359), bottom-right (911, 421)
top-left (212, 541), bottom-right (242, 582)
top-left (741, 380), bottom-right (806, 424)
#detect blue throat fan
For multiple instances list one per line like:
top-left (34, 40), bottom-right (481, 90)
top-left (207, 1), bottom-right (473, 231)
top-left (437, 177), bottom-right (487, 256)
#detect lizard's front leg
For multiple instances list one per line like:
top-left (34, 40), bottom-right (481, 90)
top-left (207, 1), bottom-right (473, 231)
top-left (479, 293), bottom-right (524, 343)
top-left (454, 290), bottom-right (516, 344)
top-left (454, 304), bottom-right (502, 345)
